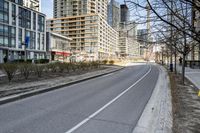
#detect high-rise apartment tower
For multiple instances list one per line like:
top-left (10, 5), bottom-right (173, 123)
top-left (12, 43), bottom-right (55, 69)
top-left (48, 0), bottom-right (119, 61)
top-left (8, 0), bottom-right (41, 11)
top-left (53, 0), bottom-right (108, 20)
top-left (107, 0), bottom-right (120, 30)
top-left (120, 4), bottom-right (129, 23)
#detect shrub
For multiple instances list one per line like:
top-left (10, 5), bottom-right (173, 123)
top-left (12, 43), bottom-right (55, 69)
top-left (65, 63), bottom-right (71, 72)
top-left (34, 64), bottom-right (45, 78)
top-left (47, 63), bottom-right (57, 73)
top-left (57, 62), bottom-right (67, 73)
top-left (102, 60), bottom-right (108, 65)
top-left (18, 63), bottom-right (33, 80)
top-left (91, 61), bottom-right (100, 69)
top-left (2, 63), bottom-right (18, 82)
top-left (70, 63), bottom-right (77, 72)
top-left (35, 59), bottom-right (49, 64)
top-left (78, 62), bottom-right (88, 70)
top-left (13, 59), bottom-right (32, 63)
top-left (109, 60), bottom-right (114, 65)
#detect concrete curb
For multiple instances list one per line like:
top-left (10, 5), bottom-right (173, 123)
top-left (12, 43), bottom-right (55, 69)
top-left (0, 67), bottom-right (125, 105)
top-left (133, 64), bottom-right (172, 133)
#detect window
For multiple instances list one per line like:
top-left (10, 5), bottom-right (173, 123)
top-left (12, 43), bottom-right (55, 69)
top-left (0, 24), bottom-right (3, 35)
top-left (41, 34), bottom-right (44, 50)
top-left (11, 38), bottom-right (16, 48)
top-left (30, 32), bottom-right (36, 49)
top-left (38, 15), bottom-right (45, 32)
top-left (18, 7), bottom-right (31, 29)
top-left (25, 30), bottom-right (31, 48)
top-left (0, 24), bottom-right (16, 47)
top-left (12, 4), bottom-right (16, 25)
top-left (4, 25), bottom-right (8, 36)
top-left (4, 37), bottom-right (8, 46)
top-left (37, 33), bottom-right (40, 50)
top-left (0, 36), bottom-right (3, 45)
top-left (0, 1), bottom-right (9, 23)
top-left (18, 28), bottom-right (22, 48)
top-left (33, 13), bottom-right (36, 30)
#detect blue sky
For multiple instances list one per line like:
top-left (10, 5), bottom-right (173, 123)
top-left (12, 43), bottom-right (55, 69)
top-left (41, 0), bottom-right (125, 18)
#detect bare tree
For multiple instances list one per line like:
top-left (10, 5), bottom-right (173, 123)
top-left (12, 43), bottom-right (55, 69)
top-left (125, 0), bottom-right (200, 83)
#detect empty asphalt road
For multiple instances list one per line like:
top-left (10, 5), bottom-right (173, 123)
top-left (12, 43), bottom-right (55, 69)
top-left (0, 63), bottom-right (159, 133)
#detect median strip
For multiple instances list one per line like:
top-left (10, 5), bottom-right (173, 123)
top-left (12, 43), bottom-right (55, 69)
top-left (0, 66), bottom-right (124, 105)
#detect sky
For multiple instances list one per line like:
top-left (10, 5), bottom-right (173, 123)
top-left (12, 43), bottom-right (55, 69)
top-left (41, 0), bottom-right (125, 18)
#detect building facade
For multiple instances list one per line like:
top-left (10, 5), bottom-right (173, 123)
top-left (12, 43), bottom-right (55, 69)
top-left (107, 0), bottom-right (120, 30)
top-left (49, 0), bottom-right (118, 61)
top-left (8, 0), bottom-right (41, 11)
top-left (0, 0), bottom-right (46, 63)
top-left (47, 14), bottom-right (118, 61)
top-left (23, 0), bottom-right (41, 11)
top-left (137, 29), bottom-right (148, 56)
top-left (46, 32), bottom-right (72, 62)
top-left (120, 4), bottom-right (129, 23)
top-left (53, 0), bottom-right (108, 20)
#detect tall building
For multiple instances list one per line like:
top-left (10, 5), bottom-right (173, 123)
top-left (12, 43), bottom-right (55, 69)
top-left (107, 0), bottom-right (120, 30)
top-left (137, 29), bottom-right (148, 55)
top-left (8, 0), bottom-right (41, 11)
top-left (0, 0), bottom-right (46, 63)
top-left (23, 0), bottom-right (41, 11)
top-left (118, 22), bottom-right (139, 57)
top-left (48, 0), bottom-right (118, 61)
top-left (120, 4), bottom-right (129, 23)
top-left (7, 0), bottom-right (23, 5)
top-left (53, 0), bottom-right (107, 20)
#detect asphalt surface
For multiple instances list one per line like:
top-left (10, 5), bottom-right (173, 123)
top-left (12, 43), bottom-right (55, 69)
top-left (0, 63), bottom-right (159, 133)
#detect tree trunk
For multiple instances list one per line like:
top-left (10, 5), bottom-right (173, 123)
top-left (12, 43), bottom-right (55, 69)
top-left (182, 54), bottom-right (186, 84)
top-left (175, 49), bottom-right (177, 74)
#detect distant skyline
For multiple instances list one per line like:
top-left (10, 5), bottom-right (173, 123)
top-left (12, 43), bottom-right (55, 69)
top-left (41, 0), bottom-right (125, 18)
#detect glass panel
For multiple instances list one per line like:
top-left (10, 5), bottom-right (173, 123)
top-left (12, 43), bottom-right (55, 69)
top-left (4, 37), bottom-right (8, 46)
top-left (0, 24), bottom-right (3, 35)
top-left (0, 36), bottom-right (3, 45)
top-left (4, 25), bottom-right (8, 35)
top-left (11, 38), bottom-right (16, 47)
top-left (0, 12), bottom-right (3, 22)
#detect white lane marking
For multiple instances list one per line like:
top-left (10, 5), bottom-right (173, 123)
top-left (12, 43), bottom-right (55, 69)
top-left (65, 65), bottom-right (152, 133)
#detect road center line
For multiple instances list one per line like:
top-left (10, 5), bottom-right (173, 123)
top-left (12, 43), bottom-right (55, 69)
top-left (65, 65), bottom-right (152, 133)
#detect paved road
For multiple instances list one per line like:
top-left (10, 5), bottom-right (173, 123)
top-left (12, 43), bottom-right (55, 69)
top-left (0, 64), bottom-right (159, 133)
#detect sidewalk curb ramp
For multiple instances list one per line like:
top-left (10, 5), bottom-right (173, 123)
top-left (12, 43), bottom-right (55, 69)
top-left (0, 67), bottom-right (124, 105)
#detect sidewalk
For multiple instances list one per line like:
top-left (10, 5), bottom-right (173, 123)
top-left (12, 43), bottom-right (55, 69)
top-left (176, 65), bottom-right (200, 89)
